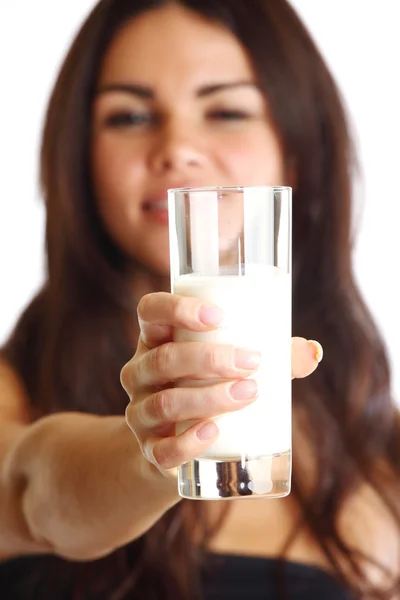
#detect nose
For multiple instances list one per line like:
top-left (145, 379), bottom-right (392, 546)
top-left (148, 119), bottom-right (207, 174)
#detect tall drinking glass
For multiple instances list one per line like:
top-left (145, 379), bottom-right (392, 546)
top-left (168, 186), bottom-right (292, 500)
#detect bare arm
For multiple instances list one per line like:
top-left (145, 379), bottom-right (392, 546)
top-left (0, 293), bottom-right (322, 563)
top-left (0, 361), bottom-right (180, 561)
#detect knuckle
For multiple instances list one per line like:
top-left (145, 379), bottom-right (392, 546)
top-left (153, 342), bottom-right (177, 376)
top-left (137, 294), bottom-right (152, 320)
top-left (204, 385), bottom-right (228, 412)
top-left (120, 362), bottom-right (132, 394)
top-left (142, 439), bottom-right (156, 464)
top-left (125, 401), bottom-right (139, 431)
top-left (153, 441), bottom-right (184, 469)
top-left (152, 445), bottom-right (168, 468)
top-left (204, 344), bottom-right (225, 374)
top-left (171, 295), bottom-right (189, 323)
top-left (151, 390), bottom-right (174, 423)
top-left (121, 358), bottom-right (140, 393)
top-left (210, 383), bottom-right (227, 406)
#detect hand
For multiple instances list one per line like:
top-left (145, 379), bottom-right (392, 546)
top-left (121, 292), bottom-right (323, 475)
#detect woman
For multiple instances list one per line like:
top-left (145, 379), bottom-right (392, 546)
top-left (0, 0), bottom-right (399, 599)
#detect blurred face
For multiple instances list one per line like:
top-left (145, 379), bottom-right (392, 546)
top-left (91, 4), bottom-right (286, 275)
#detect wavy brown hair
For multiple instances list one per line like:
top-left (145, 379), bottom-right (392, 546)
top-left (3, 0), bottom-right (400, 598)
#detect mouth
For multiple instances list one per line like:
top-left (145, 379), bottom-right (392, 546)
top-left (142, 199), bottom-right (168, 212)
top-left (141, 197), bottom-right (169, 225)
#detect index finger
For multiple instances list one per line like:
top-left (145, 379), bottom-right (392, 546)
top-left (137, 292), bottom-right (224, 348)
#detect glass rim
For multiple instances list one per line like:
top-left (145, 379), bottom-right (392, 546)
top-left (168, 185), bottom-right (292, 194)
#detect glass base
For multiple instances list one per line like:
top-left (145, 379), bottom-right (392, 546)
top-left (178, 450), bottom-right (291, 500)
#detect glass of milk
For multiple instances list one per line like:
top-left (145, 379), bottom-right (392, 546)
top-left (168, 186), bottom-right (292, 500)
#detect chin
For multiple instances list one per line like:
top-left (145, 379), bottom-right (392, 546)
top-left (123, 240), bottom-right (171, 276)
top-left (139, 254), bottom-right (171, 279)
top-left (152, 263), bottom-right (171, 278)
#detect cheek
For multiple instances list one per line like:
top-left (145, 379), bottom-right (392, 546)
top-left (90, 136), bottom-right (147, 251)
top-left (91, 136), bottom-right (143, 201)
top-left (218, 130), bottom-right (285, 185)
top-left (91, 136), bottom-right (146, 229)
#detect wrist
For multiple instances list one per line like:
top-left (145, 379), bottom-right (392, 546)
top-left (114, 417), bottom-right (181, 505)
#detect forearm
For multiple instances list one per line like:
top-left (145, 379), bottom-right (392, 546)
top-left (2, 413), bottom-right (180, 560)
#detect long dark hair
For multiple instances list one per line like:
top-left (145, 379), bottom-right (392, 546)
top-left (3, 0), bottom-right (400, 598)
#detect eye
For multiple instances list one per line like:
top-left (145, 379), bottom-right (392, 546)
top-left (104, 111), bottom-right (156, 128)
top-left (207, 109), bottom-right (251, 121)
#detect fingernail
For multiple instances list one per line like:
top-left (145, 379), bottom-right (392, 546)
top-left (199, 305), bottom-right (224, 326)
top-left (308, 340), bottom-right (323, 363)
top-left (197, 421), bottom-right (218, 441)
top-left (234, 348), bottom-right (262, 370)
top-left (230, 379), bottom-right (258, 401)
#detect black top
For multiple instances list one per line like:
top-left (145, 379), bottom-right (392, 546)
top-left (202, 553), bottom-right (353, 600)
top-left (0, 553), bottom-right (353, 600)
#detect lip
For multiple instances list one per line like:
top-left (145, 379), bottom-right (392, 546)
top-left (142, 196), bottom-right (169, 210)
top-left (142, 192), bottom-right (170, 225)
top-left (142, 183), bottom-right (220, 223)
top-left (142, 184), bottom-right (204, 210)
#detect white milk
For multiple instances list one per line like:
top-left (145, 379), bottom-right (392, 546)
top-left (172, 265), bottom-right (291, 460)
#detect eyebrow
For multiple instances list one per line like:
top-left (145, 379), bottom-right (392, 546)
top-left (95, 81), bottom-right (258, 99)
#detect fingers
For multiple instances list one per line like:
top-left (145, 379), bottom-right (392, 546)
top-left (291, 337), bottom-right (323, 379)
top-left (138, 292), bottom-right (224, 348)
top-left (132, 379), bottom-right (258, 429)
top-left (142, 421), bottom-right (220, 471)
top-left (122, 335), bottom-right (324, 396)
top-left (121, 321), bottom-right (324, 472)
top-left (129, 342), bottom-right (261, 388)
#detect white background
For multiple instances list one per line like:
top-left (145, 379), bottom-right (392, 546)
top-left (0, 1), bottom-right (399, 402)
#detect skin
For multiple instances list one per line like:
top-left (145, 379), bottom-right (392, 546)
top-left (92, 4), bottom-right (318, 470)
top-left (91, 4), bottom-right (286, 275)
top-left (0, 4), bottom-right (398, 588)
top-left (0, 0), bottom-right (332, 574)
top-left (91, 6), bottom-right (399, 584)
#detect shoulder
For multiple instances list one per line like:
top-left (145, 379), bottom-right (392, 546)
top-left (0, 357), bottom-right (32, 424)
